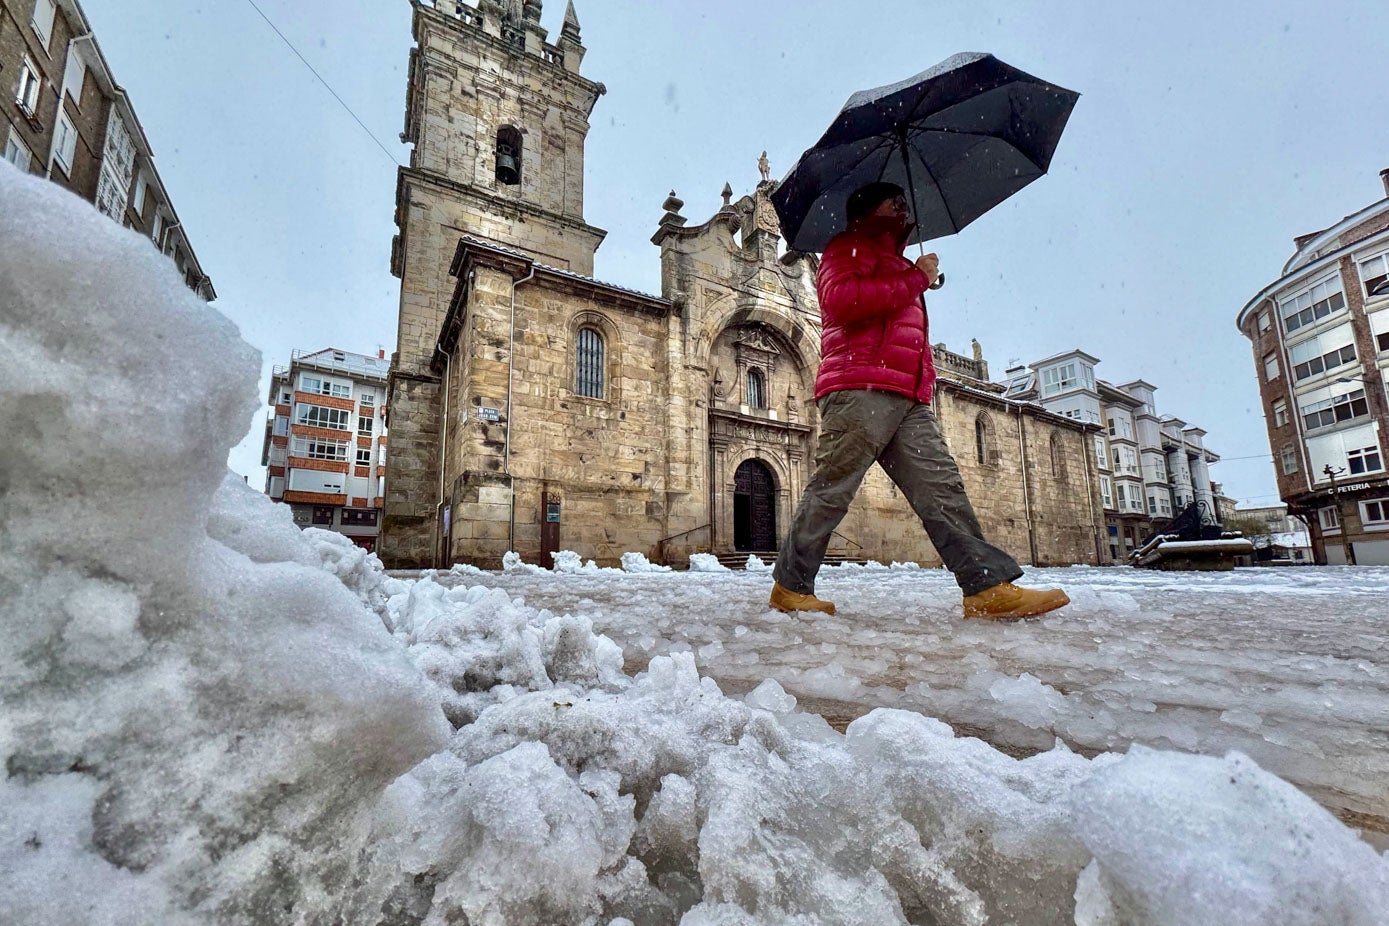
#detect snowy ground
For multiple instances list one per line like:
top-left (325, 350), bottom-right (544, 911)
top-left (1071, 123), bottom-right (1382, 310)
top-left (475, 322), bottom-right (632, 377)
top-left (433, 561), bottom-right (1389, 832)
top-left (4, 161), bottom-right (1389, 925)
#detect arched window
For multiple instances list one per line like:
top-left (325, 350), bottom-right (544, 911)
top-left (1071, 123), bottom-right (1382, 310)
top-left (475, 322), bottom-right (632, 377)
top-left (575, 327), bottom-right (604, 398)
top-left (975, 413), bottom-right (999, 466)
top-left (746, 368), bottom-right (765, 409)
top-left (1050, 433), bottom-right (1066, 479)
top-left (495, 126), bottom-right (523, 186)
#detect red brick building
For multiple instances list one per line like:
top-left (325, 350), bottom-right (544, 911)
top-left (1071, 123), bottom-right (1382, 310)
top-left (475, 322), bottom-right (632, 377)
top-left (3, 0), bottom-right (212, 298)
top-left (1237, 169), bottom-right (1389, 564)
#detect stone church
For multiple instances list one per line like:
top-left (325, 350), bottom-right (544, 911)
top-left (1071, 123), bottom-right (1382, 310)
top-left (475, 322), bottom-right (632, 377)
top-left (380, 0), bottom-right (1110, 570)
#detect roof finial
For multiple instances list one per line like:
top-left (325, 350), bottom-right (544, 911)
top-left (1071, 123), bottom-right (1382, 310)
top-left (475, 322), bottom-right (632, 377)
top-left (721, 182), bottom-right (733, 208)
top-left (562, 0), bottom-right (581, 38)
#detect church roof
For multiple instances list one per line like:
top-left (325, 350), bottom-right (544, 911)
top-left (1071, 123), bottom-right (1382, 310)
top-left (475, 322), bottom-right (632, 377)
top-left (454, 235), bottom-right (667, 306)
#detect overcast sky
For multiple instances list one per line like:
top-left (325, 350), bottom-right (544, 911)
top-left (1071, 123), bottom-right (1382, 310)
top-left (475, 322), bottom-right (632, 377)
top-left (81, 0), bottom-right (1389, 508)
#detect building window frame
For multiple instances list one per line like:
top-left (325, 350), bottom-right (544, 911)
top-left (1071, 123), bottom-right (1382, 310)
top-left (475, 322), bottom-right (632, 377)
top-left (357, 415), bottom-right (374, 436)
top-left (1280, 446), bottom-right (1299, 475)
top-left (1347, 444), bottom-right (1383, 476)
top-left (356, 448), bottom-right (373, 466)
top-left (1292, 343), bottom-right (1357, 382)
top-left (300, 374), bottom-right (351, 399)
top-left (975, 413), bottom-right (999, 466)
top-left (294, 403), bottom-right (352, 431)
top-left (1263, 351), bottom-right (1280, 382)
top-left (52, 110), bottom-right (78, 176)
top-left (575, 325), bottom-right (605, 399)
top-left (1100, 475), bottom-right (1113, 509)
top-left (1318, 505), bottom-right (1340, 534)
top-left (1360, 498), bottom-right (1389, 531)
top-left (31, 0), bottom-right (57, 49)
top-left (1358, 252), bottom-right (1389, 300)
top-left (1300, 389), bottom-right (1369, 432)
top-left (16, 57), bottom-right (42, 117)
top-left (1278, 274), bottom-right (1346, 334)
top-left (745, 367), bottom-right (766, 409)
top-left (291, 436), bottom-right (350, 461)
top-left (1272, 398), bottom-right (1288, 428)
top-left (3, 129), bottom-right (33, 172)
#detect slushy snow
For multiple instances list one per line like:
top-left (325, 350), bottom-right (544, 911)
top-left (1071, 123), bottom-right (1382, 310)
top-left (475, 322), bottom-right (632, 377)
top-left (3, 161), bottom-right (1388, 925)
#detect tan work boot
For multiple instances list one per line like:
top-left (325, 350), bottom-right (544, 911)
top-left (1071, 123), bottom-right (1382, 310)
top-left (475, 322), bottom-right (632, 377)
top-left (962, 582), bottom-right (1069, 621)
top-left (769, 582), bottom-right (836, 615)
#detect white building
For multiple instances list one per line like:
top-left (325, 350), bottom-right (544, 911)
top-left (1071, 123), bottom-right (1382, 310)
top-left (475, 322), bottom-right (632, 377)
top-left (262, 348), bottom-right (389, 551)
top-left (1003, 350), bottom-right (1221, 561)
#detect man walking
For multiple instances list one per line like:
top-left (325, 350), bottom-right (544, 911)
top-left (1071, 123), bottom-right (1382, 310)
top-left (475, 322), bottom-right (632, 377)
top-left (770, 181), bottom-right (1070, 621)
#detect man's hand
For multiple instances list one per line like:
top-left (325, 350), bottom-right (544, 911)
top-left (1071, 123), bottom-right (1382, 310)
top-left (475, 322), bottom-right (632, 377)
top-left (915, 253), bottom-right (940, 287)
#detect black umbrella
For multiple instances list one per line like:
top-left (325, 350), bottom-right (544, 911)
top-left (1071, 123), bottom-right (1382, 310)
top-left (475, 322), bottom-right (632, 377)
top-left (771, 53), bottom-right (1079, 257)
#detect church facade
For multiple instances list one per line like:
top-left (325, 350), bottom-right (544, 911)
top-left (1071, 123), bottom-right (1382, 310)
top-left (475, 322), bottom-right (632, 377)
top-left (379, 0), bottom-right (1110, 571)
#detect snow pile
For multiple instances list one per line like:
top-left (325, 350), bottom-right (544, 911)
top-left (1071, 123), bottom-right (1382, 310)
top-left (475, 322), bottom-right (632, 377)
top-left (449, 561), bottom-right (489, 577)
top-left (554, 549), bottom-right (622, 574)
top-left (744, 554), bottom-right (772, 573)
top-left (302, 526), bottom-right (394, 626)
top-left (502, 549), bottom-right (548, 574)
top-left (623, 551), bottom-right (673, 573)
top-left (1070, 746), bottom-right (1389, 924)
top-left (383, 576), bottom-right (627, 726)
top-left (688, 552), bottom-right (730, 572)
top-left (342, 651), bottom-right (1389, 924)
top-left (0, 163), bottom-right (448, 924)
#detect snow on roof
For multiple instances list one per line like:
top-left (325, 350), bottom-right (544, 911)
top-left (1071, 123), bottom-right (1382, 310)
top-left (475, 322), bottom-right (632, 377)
top-left (293, 348), bottom-right (390, 381)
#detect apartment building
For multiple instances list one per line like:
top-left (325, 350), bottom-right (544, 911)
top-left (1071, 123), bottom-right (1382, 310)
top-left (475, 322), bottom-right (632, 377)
top-left (1237, 168), bottom-right (1389, 565)
top-left (263, 349), bottom-right (389, 552)
top-left (2, 0), bottom-right (213, 298)
top-left (1003, 350), bottom-right (1221, 561)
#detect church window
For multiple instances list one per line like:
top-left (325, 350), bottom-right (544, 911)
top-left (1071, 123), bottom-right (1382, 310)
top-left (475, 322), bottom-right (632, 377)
top-left (975, 413), bottom-right (999, 466)
top-left (746, 369), bottom-right (765, 409)
top-left (496, 126), bottom-right (522, 186)
top-left (576, 327), bottom-right (604, 399)
top-left (1050, 433), bottom-right (1065, 479)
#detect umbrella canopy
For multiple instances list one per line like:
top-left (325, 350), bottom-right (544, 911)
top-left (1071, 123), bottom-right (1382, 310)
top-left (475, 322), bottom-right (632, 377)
top-left (772, 53), bottom-right (1079, 253)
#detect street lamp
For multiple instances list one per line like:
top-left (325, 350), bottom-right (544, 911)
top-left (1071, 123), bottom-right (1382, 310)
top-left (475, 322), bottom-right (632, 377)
top-left (1321, 463), bottom-right (1358, 566)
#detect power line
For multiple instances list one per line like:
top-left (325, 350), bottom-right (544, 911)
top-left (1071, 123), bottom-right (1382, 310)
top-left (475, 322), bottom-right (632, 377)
top-left (243, 0), bottom-right (402, 167)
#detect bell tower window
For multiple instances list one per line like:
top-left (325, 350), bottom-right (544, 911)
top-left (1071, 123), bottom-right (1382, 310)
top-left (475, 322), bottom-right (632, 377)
top-left (495, 126), bottom-right (522, 186)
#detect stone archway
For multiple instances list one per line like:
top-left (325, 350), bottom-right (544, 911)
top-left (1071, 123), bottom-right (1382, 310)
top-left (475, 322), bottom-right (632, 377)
top-left (733, 459), bottom-right (778, 551)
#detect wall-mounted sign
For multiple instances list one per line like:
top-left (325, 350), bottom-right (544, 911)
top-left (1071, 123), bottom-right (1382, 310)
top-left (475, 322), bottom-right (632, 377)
top-left (546, 502), bottom-right (561, 523)
top-left (478, 406), bottom-right (500, 422)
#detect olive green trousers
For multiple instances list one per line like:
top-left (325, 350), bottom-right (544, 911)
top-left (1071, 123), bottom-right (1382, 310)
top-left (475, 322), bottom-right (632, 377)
top-left (773, 389), bottom-right (1023, 597)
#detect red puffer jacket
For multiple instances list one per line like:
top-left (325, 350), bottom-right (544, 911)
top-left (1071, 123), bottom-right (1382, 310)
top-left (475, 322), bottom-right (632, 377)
top-left (814, 216), bottom-right (935, 403)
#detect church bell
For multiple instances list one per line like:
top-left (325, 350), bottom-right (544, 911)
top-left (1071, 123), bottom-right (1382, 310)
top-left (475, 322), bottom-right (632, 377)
top-left (495, 143), bottom-right (520, 185)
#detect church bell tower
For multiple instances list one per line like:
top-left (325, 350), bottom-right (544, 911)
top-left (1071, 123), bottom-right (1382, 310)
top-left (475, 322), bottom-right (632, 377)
top-left (392, 0), bottom-right (607, 377)
top-left (381, 0), bottom-right (607, 568)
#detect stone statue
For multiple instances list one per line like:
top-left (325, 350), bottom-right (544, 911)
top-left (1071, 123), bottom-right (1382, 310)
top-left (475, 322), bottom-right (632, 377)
top-left (758, 150), bottom-right (771, 183)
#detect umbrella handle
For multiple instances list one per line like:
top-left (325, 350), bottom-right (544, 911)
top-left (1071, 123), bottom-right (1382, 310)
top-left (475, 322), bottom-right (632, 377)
top-left (916, 243), bottom-right (945, 290)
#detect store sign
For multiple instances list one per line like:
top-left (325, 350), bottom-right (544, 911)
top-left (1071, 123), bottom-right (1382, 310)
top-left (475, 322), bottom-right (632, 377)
top-left (1334, 482), bottom-right (1374, 494)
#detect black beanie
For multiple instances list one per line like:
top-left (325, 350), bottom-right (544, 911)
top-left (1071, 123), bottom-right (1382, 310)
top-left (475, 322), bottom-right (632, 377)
top-left (846, 181), bottom-right (905, 222)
